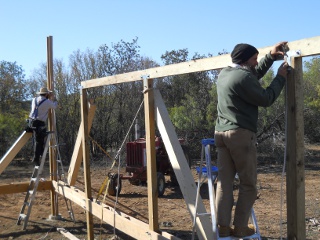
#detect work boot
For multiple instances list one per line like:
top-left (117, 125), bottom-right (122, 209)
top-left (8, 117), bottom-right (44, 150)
top-left (233, 224), bottom-right (255, 237)
top-left (218, 225), bottom-right (232, 237)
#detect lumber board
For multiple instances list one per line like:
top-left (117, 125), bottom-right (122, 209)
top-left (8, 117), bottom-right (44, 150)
top-left (0, 131), bottom-right (32, 175)
top-left (0, 180), bottom-right (52, 194)
top-left (143, 77), bottom-right (159, 231)
top-left (57, 228), bottom-right (80, 240)
top-left (67, 103), bottom-right (96, 185)
top-left (47, 36), bottom-right (58, 218)
top-left (81, 36), bottom-right (320, 89)
top-left (80, 89), bottom-right (94, 239)
top-left (154, 89), bottom-right (213, 240)
top-left (52, 181), bottom-right (180, 240)
top-left (286, 57), bottom-right (306, 239)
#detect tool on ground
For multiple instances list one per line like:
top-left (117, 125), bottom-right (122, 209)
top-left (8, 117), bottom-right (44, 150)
top-left (192, 139), bottom-right (262, 240)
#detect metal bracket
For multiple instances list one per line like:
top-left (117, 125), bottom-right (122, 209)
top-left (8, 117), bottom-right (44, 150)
top-left (141, 75), bottom-right (152, 93)
top-left (285, 50), bottom-right (301, 67)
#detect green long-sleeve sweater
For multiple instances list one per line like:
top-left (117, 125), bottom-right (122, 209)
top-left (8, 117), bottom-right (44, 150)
top-left (215, 53), bottom-right (286, 133)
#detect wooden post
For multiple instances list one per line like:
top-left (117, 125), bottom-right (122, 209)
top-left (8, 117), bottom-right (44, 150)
top-left (142, 75), bottom-right (159, 232)
top-left (46, 36), bottom-right (59, 218)
top-left (286, 56), bottom-right (306, 239)
top-left (80, 88), bottom-right (94, 239)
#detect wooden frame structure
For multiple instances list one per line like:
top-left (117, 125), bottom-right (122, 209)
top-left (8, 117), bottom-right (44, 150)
top-left (1, 36), bottom-right (320, 240)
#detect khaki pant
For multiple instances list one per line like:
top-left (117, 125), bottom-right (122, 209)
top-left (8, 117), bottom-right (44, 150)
top-left (214, 128), bottom-right (257, 227)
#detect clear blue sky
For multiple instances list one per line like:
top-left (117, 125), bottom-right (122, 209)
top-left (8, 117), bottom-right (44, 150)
top-left (1, 0), bottom-right (318, 78)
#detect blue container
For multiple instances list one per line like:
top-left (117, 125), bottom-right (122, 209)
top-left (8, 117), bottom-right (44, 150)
top-left (196, 166), bottom-right (218, 174)
top-left (201, 138), bottom-right (215, 146)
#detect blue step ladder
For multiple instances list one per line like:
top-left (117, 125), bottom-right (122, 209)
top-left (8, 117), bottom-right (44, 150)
top-left (192, 139), bottom-right (261, 240)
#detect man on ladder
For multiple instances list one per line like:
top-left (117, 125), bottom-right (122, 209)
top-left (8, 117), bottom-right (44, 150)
top-left (214, 41), bottom-right (289, 237)
top-left (18, 87), bottom-right (74, 229)
top-left (28, 87), bottom-right (58, 166)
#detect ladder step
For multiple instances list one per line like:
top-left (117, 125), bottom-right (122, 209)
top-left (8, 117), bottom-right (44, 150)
top-left (23, 201), bottom-right (31, 207)
top-left (197, 213), bottom-right (210, 216)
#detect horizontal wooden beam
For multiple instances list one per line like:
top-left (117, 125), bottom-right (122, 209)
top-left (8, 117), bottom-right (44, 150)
top-left (81, 36), bottom-right (320, 89)
top-left (52, 180), bottom-right (180, 240)
top-left (0, 180), bottom-right (52, 194)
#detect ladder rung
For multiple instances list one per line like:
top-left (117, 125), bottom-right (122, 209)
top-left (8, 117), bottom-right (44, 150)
top-left (197, 213), bottom-right (210, 216)
top-left (31, 177), bottom-right (37, 181)
top-left (23, 201), bottom-right (31, 207)
top-left (28, 190), bottom-right (34, 195)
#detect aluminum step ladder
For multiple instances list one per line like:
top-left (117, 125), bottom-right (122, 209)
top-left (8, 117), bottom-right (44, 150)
top-left (192, 138), bottom-right (261, 240)
top-left (17, 132), bottom-right (53, 230)
top-left (51, 129), bottom-right (75, 222)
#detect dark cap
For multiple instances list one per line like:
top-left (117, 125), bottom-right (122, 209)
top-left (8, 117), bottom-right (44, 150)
top-left (231, 43), bottom-right (259, 64)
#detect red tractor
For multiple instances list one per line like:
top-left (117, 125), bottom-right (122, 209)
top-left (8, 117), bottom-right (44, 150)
top-left (107, 136), bottom-right (190, 197)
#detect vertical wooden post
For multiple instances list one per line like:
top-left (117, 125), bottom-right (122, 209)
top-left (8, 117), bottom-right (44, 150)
top-left (286, 57), bottom-right (306, 239)
top-left (142, 75), bottom-right (159, 232)
top-left (46, 36), bottom-right (58, 218)
top-left (80, 88), bottom-right (94, 239)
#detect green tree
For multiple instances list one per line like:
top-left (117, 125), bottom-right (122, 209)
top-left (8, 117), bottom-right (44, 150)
top-left (160, 50), bottom-right (219, 158)
top-left (0, 61), bottom-right (27, 112)
top-left (303, 57), bottom-right (320, 142)
top-left (0, 61), bottom-right (29, 157)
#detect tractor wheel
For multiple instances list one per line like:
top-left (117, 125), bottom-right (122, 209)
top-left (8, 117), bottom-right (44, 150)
top-left (107, 173), bottom-right (122, 196)
top-left (157, 172), bottom-right (165, 196)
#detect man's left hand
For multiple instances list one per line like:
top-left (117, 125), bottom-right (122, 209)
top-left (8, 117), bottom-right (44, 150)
top-left (271, 41), bottom-right (288, 60)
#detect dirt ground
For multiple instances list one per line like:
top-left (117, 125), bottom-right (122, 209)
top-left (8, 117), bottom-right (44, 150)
top-left (0, 144), bottom-right (319, 240)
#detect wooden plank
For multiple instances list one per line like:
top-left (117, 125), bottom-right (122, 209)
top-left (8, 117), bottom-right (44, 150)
top-left (80, 89), bottom-right (94, 239)
top-left (287, 36), bottom-right (320, 57)
top-left (57, 228), bottom-right (80, 240)
top-left (143, 77), bottom-right (159, 231)
top-left (0, 131), bottom-right (32, 174)
top-left (46, 35), bottom-right (58, 218)
top-left (286, 57), bottom-right (306, 238)
top-left (154, 89), bottom-right (213, 240)
top-left (81, 36), bottom-right (320, 89)
top-left (67, 103), bottom-right (96, 185)
top-left (52, 181), bottom-right (180, 240)
top-left (0, 180), bottom-right (52, 194)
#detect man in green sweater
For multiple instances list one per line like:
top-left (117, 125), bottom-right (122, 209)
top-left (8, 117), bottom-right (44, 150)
top-left (215, 41), bottom-right (289, 237)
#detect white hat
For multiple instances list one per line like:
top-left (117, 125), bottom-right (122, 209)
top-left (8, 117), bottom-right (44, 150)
top-left (37, 87), bottom-right (52, 94)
